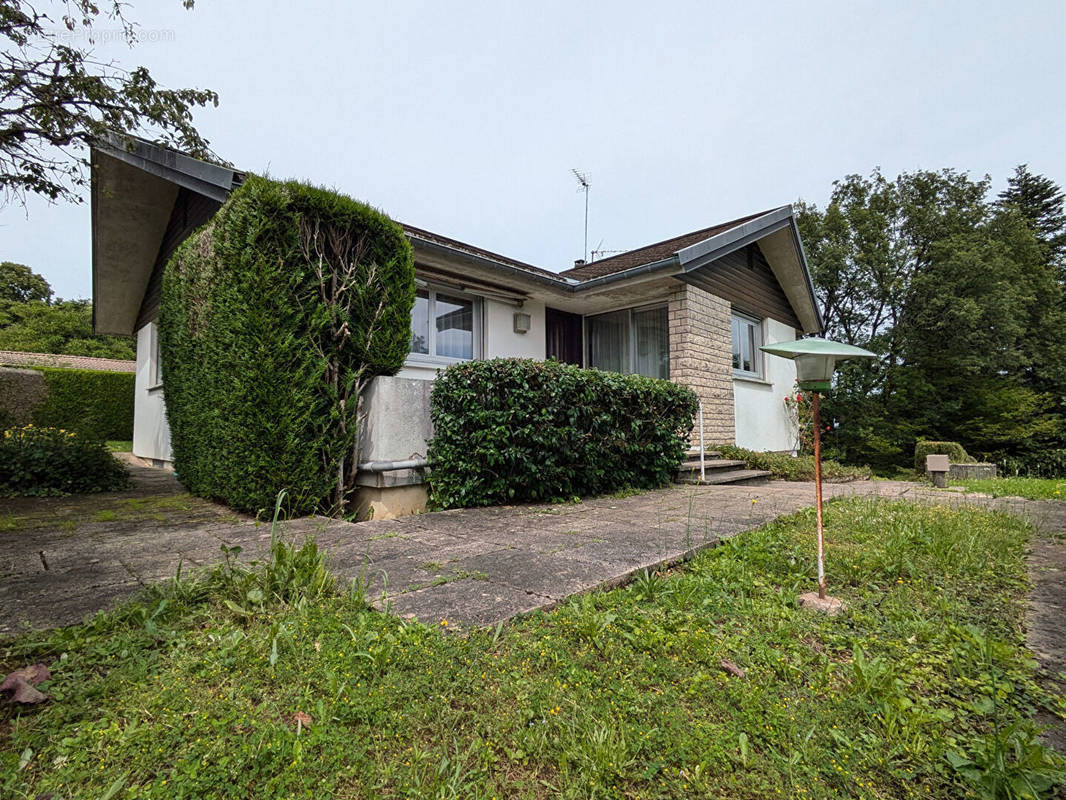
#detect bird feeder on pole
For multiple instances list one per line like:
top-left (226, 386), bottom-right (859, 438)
top-left (760, 337), bottom-right (876, 612)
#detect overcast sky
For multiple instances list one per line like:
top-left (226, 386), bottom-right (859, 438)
top-left (3, 0), bottom-right (1065, 299)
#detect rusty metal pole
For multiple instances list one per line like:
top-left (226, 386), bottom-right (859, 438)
top-left (812, 391), bottom-right (826, 599)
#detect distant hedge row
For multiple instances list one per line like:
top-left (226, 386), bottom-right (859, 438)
top-left (160, 175), bottom-right (415, 516)
top-left (427, 359), bottom-right (698, 509)
top-left (0, 367), bottom-right (133, 440)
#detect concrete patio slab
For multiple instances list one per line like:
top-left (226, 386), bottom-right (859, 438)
top-left (2, 463), bottom-right (1065, 634)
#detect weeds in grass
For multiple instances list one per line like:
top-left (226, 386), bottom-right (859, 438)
top-left (951, 476), bottom-right (1066, 501)
top-left (631, 569), bottom-right (671, 603)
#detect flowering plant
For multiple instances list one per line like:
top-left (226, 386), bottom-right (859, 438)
top-left (783, 387), bottom-right (816, 454)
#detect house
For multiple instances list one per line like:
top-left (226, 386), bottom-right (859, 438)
top-left (90, 136), bottom-right (822, 518)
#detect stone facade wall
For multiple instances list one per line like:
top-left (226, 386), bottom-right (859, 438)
top-left (668, 284), bottom-right (735, 445)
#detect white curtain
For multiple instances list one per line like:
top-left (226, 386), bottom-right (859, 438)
top-left (587, 309), bottom-right (629, 373)
top-left (634, 306), bottom-right (669, 379)
top-left (587, 306), bottom-right (669, 378)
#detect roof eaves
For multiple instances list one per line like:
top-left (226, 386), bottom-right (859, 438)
top-left (94, 132), bottom-right (240, 203)
top-left (407, 233), bottom-right (572, 292)
top-left (675, 206), bottom-right (793, 271)
top-left (785, 214), bottom-right (825, 332)
top-left (569, 255), bottom-right (682, 292)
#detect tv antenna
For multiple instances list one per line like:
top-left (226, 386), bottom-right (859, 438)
top-left (571, 169), bottom-right (590, 263)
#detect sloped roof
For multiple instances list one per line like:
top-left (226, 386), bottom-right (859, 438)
top-left (402, 224), bottom-right (561, 282)
top-left (560, 209), bottom-right (779, 280)
top-left (0, 350), bottom-right (136, 373)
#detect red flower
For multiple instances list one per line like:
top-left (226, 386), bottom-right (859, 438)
top-left (796, 393), bottom-right (803, 402)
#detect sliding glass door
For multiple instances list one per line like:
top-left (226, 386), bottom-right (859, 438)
top-left (586, 304), bottom-right (669, 379)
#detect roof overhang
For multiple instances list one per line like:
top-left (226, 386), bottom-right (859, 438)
top-left (88, 135), bottom-right (821, 334)
top-left (91, 135), bottom-right (240, 336)
top-left (674, 206), bottom-right (823, 333)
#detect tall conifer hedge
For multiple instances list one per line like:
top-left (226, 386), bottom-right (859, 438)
top-left (159, 176), bottom-right (414, 515)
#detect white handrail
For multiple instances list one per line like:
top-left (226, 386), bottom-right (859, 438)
top-left (698, 399), bottom-right (705, 483)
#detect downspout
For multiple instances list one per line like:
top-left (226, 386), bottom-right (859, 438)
top-left (357, 459), bottom-right (429, 472)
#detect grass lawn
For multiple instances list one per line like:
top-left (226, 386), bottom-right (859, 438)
top-left (950, 476), bottom-right (1066, 501)
top-left (105, 440), bottom-right (133, 453)
top-left (2, 499), bottom-right (1063, 798)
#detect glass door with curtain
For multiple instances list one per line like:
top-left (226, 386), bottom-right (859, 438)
top-left (586, 304), bottom-right (669, 379)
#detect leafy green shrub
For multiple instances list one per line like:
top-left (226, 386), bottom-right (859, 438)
top-left (32, 368), bottom-right (134, 440)
top-left (160, 176), bottom-right (414, 516)
top-left (914, 440), bottom-right (972, 472)
top-left (427, 358), bottom-right (698, 508)
top-left (716, 443), bottom-right (870, 482)
top-left (0, 425), bottom-right (130, 496)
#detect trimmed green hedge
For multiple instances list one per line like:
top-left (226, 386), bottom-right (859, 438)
top-left (427, 359), bottom-right (698, 509)
top-left (32, 368), bottom-right (134, 441)
top-left (160, 176), bottom-right (414, 516)
top-left (914, 440), bottom-right (971, 472)
top-left (0, 367), bottom-right (133, 440)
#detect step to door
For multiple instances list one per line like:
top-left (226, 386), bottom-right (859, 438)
top-left (678, 458), bottom-right (747, 472)
top-left (675, 468), bottom-right (772, 486)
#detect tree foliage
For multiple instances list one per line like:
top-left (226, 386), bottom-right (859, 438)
top-left (797, 167), bottom-right (1066, 470)
top-left (0, 298), bottom-right (135, 358)
top-left (0, 261), bottom-right (52, 302)
top-left (0, 263), bottom-right (134, 357)
top-left (1, 0), bottom-right (218, 205)
top-left (999, 164), bottom-right (1066, 271)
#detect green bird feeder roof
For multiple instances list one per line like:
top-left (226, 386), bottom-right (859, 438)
top-left (759, 338), bottom-right (876, 360)
top-left (760, 337), bottom-right (876, 391)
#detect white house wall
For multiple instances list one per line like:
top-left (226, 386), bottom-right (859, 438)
top-left (132, 322), bottom-right (173, 464)
top-left (483, 298), bottom-right (545, 359)
top-left (732, 318), bottom-right (798, 452)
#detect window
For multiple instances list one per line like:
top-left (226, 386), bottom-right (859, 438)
top-left (409, 288), bottom-right (479, 362)
top-left (586, 304), bottom-right (669, 379)
top-left (149, 323), bottom-right (163, 389)
top-left (731, 312), bottom-right (763, 379)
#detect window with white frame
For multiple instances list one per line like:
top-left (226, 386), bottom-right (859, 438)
top-left (149, 323), bottom-right (164, 389)
top-left (409, 288), bottom-right (480, 362)
top-left (586, 304), bottom-right (669, 379)
top-left (731, 312), bottom-right (763, 379)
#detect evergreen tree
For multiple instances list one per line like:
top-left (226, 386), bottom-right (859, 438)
top-left (999, 164), bottom-right (1066, 270)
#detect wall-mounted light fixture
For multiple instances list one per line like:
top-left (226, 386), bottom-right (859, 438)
top-left (513, 312), bottom-right (531, 334)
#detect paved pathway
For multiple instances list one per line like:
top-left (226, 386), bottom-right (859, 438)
top-left (1, 466), bottom-right (1064, 634)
